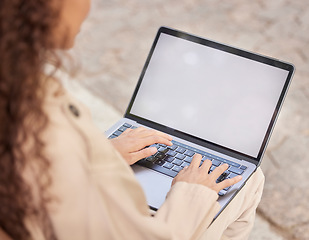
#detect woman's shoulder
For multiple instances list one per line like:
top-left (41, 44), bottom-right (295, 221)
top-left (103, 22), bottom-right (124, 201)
top-left (42, 76), bottom-right (132, 173)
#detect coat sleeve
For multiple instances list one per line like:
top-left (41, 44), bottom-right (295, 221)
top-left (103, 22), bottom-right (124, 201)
top-left (42, 91), bottom-right (221, 240)
top-left (88, 142), bottom-right (221, 240)
top-left (155, 182), bottom-right (220, 240)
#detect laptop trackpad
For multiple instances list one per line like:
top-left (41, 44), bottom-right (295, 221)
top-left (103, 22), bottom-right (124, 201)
top-left (132, 164), bottom-right (173, 210)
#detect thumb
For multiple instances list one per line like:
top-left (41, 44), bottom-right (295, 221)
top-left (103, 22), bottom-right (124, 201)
top-left (131, 147), bottom-right (158, 161)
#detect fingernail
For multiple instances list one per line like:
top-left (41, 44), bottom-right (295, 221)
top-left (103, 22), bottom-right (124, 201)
top-left (237, 175), bottom-right (242, 180)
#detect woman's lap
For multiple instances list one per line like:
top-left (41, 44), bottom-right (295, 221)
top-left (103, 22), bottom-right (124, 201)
top-left (199, 168), bottom-right (265, 240)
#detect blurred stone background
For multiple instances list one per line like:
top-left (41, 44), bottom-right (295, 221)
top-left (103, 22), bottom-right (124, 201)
top-left (64, 0), bottom-right (309, 239)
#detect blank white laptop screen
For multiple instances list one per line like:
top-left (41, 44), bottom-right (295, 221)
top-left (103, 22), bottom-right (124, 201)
top-left (130, 33), bottom-right (289, 158)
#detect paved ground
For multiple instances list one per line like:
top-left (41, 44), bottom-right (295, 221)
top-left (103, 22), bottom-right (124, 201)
top-left (65, 0), bottom-right (309, 239)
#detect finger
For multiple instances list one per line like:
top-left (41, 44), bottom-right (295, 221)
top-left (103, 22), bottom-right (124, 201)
top-left (176, 166), bottom-right (188, 177)
top-left (133, 127), bottom-right (173, 141)
top-left (145, 128), bottom-right (173, 141)
top-left (131, 127), bottom-right (148, 135)
top-left (130, 147), bottom-right (158, 161)
top-left (180, 165), bottom-right (189, 173)
top-left (189, 154), bottom-right (202, 169)
top-left (140, 135), bottom-right (173, 148)
top-left (122, 128), bottom-right (133, 135)
top-left (200, 159), bottom-right (212, 171)
top-left (215, 175), bottom-right (242, 192)
top-left (151, 129), bottom-right (173, 141)
top-left (210, 163), bottom-right (229, 179)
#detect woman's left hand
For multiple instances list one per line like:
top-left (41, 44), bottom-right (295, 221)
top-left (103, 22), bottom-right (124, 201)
top-left (110, 127), bottom-right (173, 165)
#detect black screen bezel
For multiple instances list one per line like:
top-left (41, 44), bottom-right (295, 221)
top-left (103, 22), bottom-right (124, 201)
top-left (124, 26), bottom-right (295, 165)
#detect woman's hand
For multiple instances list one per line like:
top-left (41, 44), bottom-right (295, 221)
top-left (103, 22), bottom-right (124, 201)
top-left (110, 127), bottom-right (173, 165)
top-left (172, 154), bottom-right (242, 193)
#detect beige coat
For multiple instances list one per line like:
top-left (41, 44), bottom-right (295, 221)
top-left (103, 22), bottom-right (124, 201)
top-left (2, 79), bottom-right (264, 240)
top-left (37, 80), bottom-right (220, 240)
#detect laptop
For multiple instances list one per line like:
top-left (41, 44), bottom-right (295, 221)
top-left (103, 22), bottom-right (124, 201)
top-left (105, 27), bottom-right (295, 219)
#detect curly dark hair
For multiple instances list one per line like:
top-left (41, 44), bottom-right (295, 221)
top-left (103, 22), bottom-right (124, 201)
top-left (0, 1), bottom-right (62, 239)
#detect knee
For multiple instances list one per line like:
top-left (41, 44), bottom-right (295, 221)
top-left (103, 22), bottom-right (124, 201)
top-left (252, 167), bottom-right (265, 190)
top-left (244, 167), bottom-right (265, 202)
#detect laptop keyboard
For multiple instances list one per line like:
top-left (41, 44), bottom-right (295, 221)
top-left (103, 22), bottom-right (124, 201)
top-left (108, 123), bottom-right (247, 196)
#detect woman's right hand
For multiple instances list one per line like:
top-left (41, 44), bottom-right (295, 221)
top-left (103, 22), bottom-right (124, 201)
top-left (172, 154), bottom-right (242, 193)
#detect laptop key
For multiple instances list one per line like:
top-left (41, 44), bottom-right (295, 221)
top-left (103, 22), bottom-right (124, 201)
top-left (123, 123), bottom-right (132, 128)
top-left (184, 156), bottom-right (193, 163)
top-left (222, 159), bottom-right (241, 168)
top-left (155, 152), bottom-right (166, 160)
top-left (208, 165), bottom-right (216, 173)
top-left (184, 150), bottom-right (195, 157)
top-left (172, 159), bottom-right (183, 166)
top-left (176, 147), bottom-right (186, 154)
top-left (172, 166), bottom-right (183, 172)
top-left (167, 145), bottom-right (177, 150)
top-left (155, 159), bottom-right (165, 166)
top-left (240, 165), bottom-right (247, 170)
top-left (167, 150), bottom-right (177, 157)
top-left (212, 159), bottom-right (221, 166)
top-left (218, 190), bottom-right (227, 197)
top-left (163, 156), bottom-right (174, 162)
top-left (163, 162), bottom-right (174, 169)
top-left (229, 166), bottom-right (244, 175)
top-left (227, 172), bottom-right (238, 179)
top-left (146, 156), bottom-right (157, 163)
top-left (158, 147), bottom-right (168, 153)
top-left (118, 126), bottom-right (127, 132)
top-left (108, 134), bottom-right (118, 139)
top-left (113, 130), bottom-right (123, 136)
top-left (217, 171), bottom-right (229, 183)
top-left (175, 153), bottom-right (185, 160)
top-left (181, 162), bottom-right (190, 168)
